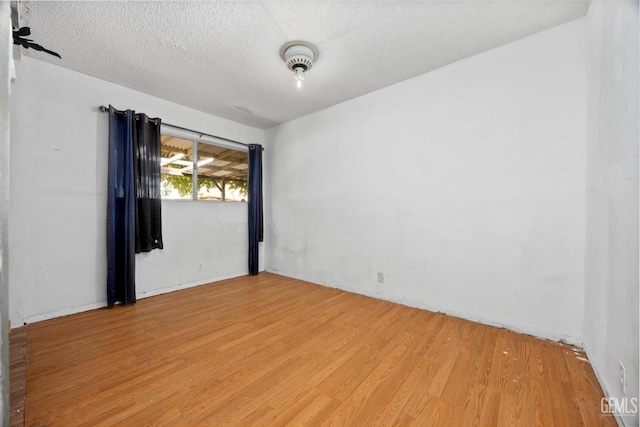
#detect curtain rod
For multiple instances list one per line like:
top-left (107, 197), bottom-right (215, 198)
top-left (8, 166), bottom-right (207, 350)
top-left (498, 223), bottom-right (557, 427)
top-left (98, 105), bottom-right (261, 150)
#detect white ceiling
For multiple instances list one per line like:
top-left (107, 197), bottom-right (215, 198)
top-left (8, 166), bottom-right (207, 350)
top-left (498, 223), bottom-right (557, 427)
top-left (18, 1), bottom-right (589, 129)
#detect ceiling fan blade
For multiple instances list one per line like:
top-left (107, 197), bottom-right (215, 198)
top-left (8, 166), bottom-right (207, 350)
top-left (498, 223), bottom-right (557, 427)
top-left (12, 27), bottom-right (61, 59)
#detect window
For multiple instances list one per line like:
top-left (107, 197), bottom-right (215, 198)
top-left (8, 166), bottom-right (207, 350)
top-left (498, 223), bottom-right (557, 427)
top-left (160, 135), bottom-right (248, 201)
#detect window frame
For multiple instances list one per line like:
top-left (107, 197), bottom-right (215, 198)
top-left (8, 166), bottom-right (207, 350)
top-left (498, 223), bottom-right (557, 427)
top-left (160, 127), bottom-right (249, 202)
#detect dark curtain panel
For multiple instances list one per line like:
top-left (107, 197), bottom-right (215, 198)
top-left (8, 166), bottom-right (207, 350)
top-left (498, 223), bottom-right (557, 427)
top-left (134, 114), bottom-right (164, 253)
top-left (107, 106), bottom-right (163, 307)
top-left (248, 144), bottom-right (263, 275)
top-left (107, 106), bottom-right (136, 307)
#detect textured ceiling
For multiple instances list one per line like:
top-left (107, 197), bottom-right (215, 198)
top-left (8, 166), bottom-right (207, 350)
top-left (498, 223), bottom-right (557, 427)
top-left (18, 1), bottom-right (589, 128)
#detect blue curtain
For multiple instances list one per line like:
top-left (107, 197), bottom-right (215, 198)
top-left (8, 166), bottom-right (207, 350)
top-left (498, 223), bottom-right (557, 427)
top-left (248, 144), bottom-right (263, 275)
top-left (107, 105), bottom-right (163, 307)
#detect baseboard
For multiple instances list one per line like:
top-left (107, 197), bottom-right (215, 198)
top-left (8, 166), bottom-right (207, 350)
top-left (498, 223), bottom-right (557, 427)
top-left (137, 271), bottom-right (247, 300)
top-left (21, 271), bottom-right (249, 326)
top-left (23, 302), bottom-right (108, 325)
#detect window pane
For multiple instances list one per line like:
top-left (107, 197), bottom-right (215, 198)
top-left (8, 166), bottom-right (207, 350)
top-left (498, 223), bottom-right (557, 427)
top-left (196, 142), bottom-right (248, 201)
top-left (160, 135), bottom-right (194, 200)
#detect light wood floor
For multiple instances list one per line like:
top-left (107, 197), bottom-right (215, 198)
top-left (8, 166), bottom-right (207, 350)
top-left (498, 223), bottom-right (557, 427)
top-left (9, 326), bottom-right (26, 427)
top-left (12, 273), bottom-right (615, 426)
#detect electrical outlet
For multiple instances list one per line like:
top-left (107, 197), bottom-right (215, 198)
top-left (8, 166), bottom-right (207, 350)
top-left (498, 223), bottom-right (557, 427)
top-left (198, 261), bottom-right (205, 271)
top-left (619, 361), bottom-right (627, 394)
top-left (377, 272), bottom-right (384, 283)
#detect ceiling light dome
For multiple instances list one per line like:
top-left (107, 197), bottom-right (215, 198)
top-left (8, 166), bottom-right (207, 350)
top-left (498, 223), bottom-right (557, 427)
top-left (280, 41), bottom-right (319, 89)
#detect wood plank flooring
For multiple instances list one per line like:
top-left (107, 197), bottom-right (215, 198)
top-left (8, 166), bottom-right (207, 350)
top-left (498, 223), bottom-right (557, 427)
top-left (12, 273), bottom-right (615, 426)
top-left (9, 326), bottom-right (27, 427)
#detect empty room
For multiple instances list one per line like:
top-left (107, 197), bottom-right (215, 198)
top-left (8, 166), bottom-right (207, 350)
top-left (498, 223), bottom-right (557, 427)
top-left (0, 0), bottom-right (638, 425)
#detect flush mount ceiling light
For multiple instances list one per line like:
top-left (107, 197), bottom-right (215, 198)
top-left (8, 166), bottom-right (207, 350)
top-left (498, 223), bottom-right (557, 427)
top-left (279, 41), bottom-right (319, 89)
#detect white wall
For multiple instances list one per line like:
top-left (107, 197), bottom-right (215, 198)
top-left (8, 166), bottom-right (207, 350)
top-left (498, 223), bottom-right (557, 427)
top-left (585, 1), bottom-right (639, 425)
top-left (0, 2), bottom-right (11, 423)
top-left (266, 19), bottom-right (587, 344)
top-left (9, 57), bottom-right (264, 326)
